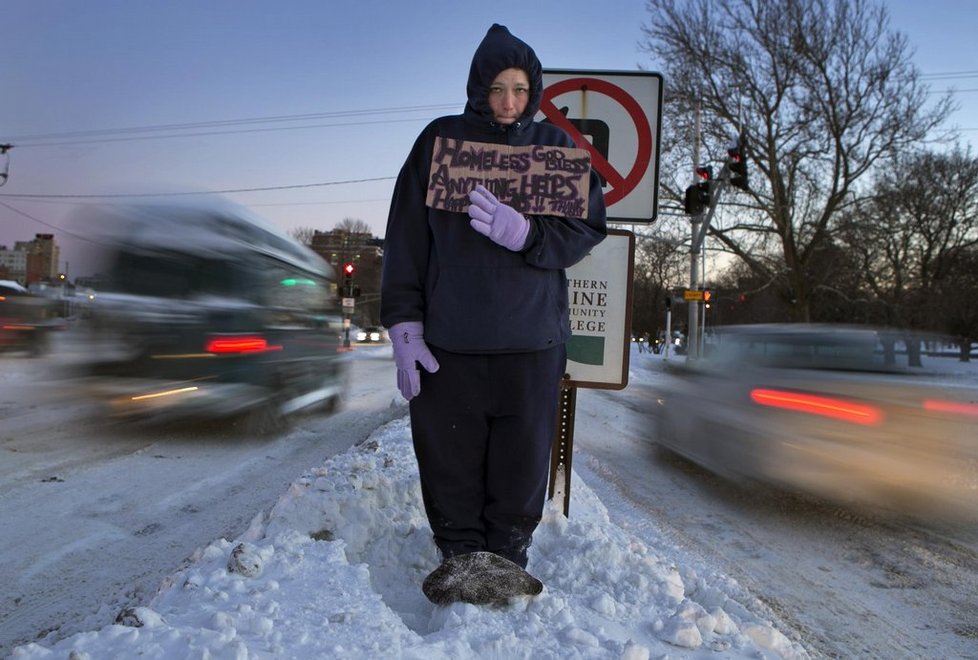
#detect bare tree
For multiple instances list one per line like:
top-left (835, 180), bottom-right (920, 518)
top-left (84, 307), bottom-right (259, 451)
top-left (630, 218), bottom-right (689, 333)
top-left (839, 147), bottom-right (978, 360)
top-left (939, 247), bottom-right (978, 362)
top-left (641, 0), bottom-right (955, 321)
top-left (335, 217), bottom-right (372, 235)
top-left (289, 226), bottom-right (317, 247)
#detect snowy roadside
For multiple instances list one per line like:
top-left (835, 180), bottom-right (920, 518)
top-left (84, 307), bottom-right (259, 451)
top-left (10, 414), bottom-right (809, 659)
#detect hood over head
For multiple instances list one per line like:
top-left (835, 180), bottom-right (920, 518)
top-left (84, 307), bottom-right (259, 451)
top-left (465, 24), bottom-right (543, 126)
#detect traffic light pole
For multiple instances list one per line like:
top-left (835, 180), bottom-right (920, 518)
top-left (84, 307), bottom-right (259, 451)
top-left (688, 214), bottom-right (702, 359)
top-left (341, 262), bottom-right (356, 349)
top-left (683, 132), bottom-right (747, 358)
top-left (687, 163), bottom-right (730, 359)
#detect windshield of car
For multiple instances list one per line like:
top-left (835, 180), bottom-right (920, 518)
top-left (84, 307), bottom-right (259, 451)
top-left (708, 328), bottom-right (892, 372)
top-left (103, 250), bottom-right (259, 301)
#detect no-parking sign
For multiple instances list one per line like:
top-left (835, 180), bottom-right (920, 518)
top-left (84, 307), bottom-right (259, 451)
top-left (537, 70), bottom-right (663, 223)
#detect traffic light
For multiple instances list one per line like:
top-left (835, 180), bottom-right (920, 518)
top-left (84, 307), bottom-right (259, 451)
top-left (342, 262), bottom-right (356, 297)
top-left (728, 140), bottom-right (748, 191)
top-left (684, 185), bottom-right (702, 215)
top-left (684, 166), bottom-right (713, 215)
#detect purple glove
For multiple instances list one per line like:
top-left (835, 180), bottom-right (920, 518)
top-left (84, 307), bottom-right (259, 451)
top-left (389, 321), bottom-right (440, 401)
top-left (467, 184), bottom-right (530, 251)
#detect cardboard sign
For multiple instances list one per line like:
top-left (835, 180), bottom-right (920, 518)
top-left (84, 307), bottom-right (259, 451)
top-left (426, 137), bottom-right (591, 218)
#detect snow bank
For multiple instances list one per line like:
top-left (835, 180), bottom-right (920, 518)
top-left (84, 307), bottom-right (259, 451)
top-left (12, 416), bottom-right (808, 659)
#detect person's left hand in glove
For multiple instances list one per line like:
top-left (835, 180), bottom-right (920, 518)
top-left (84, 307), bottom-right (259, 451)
top-left (467, 184), bottom-right (530, 251)
top-left (388, 321), bottom-right (439, 401)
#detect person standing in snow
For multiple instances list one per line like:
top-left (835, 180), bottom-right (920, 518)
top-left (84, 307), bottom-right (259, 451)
top-left (381, 24), bottom-right (607, 603)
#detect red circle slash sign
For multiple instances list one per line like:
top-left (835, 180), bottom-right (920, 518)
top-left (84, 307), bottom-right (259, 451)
top-left (540, 77), bottom-right (653, 207)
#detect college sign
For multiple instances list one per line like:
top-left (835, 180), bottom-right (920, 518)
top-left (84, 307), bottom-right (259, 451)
top-left (564, 229), bottom-right (634, 389)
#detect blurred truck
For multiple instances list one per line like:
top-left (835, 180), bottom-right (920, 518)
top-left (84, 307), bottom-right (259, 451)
top-left (66, 200), bottom-right (346, 428)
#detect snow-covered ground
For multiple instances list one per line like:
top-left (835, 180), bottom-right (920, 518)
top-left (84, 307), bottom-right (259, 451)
top-left (6, 343), bottom-right (817, 660)
top-left (6, 341), bottom-right (978, 659)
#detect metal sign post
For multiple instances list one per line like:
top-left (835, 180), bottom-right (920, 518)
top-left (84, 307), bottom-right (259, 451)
top-left (549, 385), bottom-right (578, 517)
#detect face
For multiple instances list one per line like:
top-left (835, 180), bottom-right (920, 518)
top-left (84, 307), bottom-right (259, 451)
top-left (487, 68), bottom-right (530, 125)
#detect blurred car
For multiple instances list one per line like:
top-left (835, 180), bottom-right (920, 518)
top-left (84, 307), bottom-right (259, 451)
top-left (655, 324), bottom-right (978, 518)
top-left (65, 201), bottom-right (346, 427)
top-left (0, 280), bottom-right (61, 356)
top-left (355, 325), bottom-right (386, 344)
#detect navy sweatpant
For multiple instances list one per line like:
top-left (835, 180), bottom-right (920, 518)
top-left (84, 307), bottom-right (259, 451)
top-left (409, 344), bottom-right (566, 569)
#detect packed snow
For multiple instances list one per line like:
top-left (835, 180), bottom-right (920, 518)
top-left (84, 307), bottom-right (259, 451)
top-left (8, 347), bottom-right (819, 659)
top-left (10, 334), bottom-right (978, 659)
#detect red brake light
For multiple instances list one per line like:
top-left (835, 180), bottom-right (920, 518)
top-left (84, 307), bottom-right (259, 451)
top-left (206, 336), bottom-right (282, 354)
top-left (923, 399), bottom-right (978, 418)
top-left (750, 388), bottom-right (882, 426)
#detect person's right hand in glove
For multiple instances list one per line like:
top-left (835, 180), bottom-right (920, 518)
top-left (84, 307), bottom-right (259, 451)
top-left (467, 184), bottom-right (530, 252)
top-left (388, 321), bottom-right (440, 400)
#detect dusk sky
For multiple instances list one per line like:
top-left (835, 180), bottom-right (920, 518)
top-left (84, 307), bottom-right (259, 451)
top-left (2, 0), bottom-right (975, 277)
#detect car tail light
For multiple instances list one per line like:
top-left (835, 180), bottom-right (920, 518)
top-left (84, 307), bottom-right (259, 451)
top-left (922, 399), bottom-right (978, 418)
top-left (750, 388), bottom-right (882, 425)
top-left (205, 335), bottom-right (282, 354)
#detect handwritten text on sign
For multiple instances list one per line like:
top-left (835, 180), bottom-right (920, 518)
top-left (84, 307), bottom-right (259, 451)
top-left (426, 137), bottom-right (591, 218)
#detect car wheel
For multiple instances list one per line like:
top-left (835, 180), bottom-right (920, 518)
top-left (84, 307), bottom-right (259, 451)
top-left (653, 408), bottom-right (685, 461)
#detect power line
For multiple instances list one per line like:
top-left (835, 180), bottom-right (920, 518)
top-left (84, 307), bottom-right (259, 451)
top-left (250, 198), bottom-right (393, 208)
top-left (0, 200), bottom-right (97, 244)
top-left (5, 104), bottom-right (461, 148)
top-left (0, 176), bottom-right (396, 200)
top-left (6, 103), bottom-right (460, 140)
top-left (919, 70), bottom-right (978, 81)
top-left (8, 117), bottom-right (442, 149)
top-left (0, 195), bottom-right (396, 207)
top-left (925, 88), bottom-right (978, 96)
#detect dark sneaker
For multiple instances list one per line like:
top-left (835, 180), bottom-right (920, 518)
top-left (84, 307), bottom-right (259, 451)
top-left (422, 551), bottom-right (544, 606)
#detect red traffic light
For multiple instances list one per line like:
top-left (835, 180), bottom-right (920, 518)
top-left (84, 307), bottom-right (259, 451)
top-left (343, 262), bottom-right (355, 277)
top-left (728, 138), bottom-right (749, 191)
top-left (695, 165), bottom-right (712, 182)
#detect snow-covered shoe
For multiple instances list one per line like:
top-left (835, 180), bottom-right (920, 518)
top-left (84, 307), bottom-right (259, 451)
top-left (422, 551), bottom-right (544, 606)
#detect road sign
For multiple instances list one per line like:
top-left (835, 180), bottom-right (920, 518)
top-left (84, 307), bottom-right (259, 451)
top-left (683, 290), bottom-right (704, 302)
top-left (538, 70), bottom-right (663, 223)
top-left (564, 229), bottom-right (634, 389)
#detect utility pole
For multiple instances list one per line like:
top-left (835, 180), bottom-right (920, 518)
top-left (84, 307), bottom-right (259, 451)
top-left (688, 105), bottom-right (702, 358)
top-left (0, 144), bottom-right (12, 186)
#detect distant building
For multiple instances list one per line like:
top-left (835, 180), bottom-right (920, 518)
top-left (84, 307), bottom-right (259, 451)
top-left (310, 229), bottom-right (382, 270)
top-left (0, 244), bottom-right (28, 283)
top-left (2, 234), bottom-right (61, 285)
top-left (310, 229), bottom-right (384, 327)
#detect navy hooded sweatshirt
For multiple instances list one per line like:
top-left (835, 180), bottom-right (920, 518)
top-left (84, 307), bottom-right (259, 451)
top-left (380, 24), bottom-right (608, 353)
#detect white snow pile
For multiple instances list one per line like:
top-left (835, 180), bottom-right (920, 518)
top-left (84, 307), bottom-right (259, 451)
top-left (12, 416), bottom-right (809, 659)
